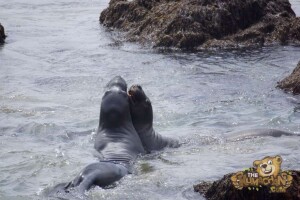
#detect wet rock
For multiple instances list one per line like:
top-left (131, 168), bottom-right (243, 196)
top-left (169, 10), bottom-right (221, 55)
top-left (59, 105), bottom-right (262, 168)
top-left (0, 23), bottom-right (6, 44)
top-left (100, 0), bottom-right (300, 50)
top-left (194, 170), bottom-right (300, 200)
top-left (278, 61), bottom-right (300, 95)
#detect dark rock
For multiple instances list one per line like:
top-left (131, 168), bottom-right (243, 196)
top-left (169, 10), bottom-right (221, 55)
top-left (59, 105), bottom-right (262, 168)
top-left (100, 0), bottom-right (300, 49)
top-left (0, 23), bottom-right (6, 44)
top-left (278, 62), bottom-right (300, 95)
top-left (194, 170), bottom-right (300, 200)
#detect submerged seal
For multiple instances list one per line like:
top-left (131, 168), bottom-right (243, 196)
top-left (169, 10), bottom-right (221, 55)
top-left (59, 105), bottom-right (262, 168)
top-left (47, 76), bottom-right (145, 196)
top-left (226, 128), bottom-right (299, 141)
top-left (128, 84), bottom-right (180, 152)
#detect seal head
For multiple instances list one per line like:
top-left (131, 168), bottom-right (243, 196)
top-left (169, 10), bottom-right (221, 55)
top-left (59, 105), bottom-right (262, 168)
top-left (129, 84), bottom-right (180, 152)
top-left (128, 84), bottom-right (153, 132)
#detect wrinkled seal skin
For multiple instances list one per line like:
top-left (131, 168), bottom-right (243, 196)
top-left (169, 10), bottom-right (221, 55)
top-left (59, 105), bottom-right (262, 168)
top-left (94, 77), bottom-right (145, 165)
top-left (128, 85), bottom-right (180, 152)
top-left (46, 76), bottom-right (145, 196)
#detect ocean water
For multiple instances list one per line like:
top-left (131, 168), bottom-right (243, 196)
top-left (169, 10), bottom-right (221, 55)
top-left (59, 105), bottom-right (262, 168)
top-left (0, 0), bottom-right (300, 199)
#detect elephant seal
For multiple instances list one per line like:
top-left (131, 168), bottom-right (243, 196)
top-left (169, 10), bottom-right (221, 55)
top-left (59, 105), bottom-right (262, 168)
top-left (226, 128), bottom-right (299, 141)
top-left (94, 76), bottom-right (145, 165)
top-left (47, 76), bottom-right (145, 196)
top-left (128, 84), bottom-right (180, 152)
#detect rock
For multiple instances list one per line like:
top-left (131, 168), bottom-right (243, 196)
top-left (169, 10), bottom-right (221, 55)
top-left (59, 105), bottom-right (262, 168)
top-left (0, 23), bottom-right (6, 44)
top-left (194, 170), bottom-right (300, 200)
top-left (100, 0), bottom-right (300, 50)
top-left (278, 62), bottom-right (300, 95)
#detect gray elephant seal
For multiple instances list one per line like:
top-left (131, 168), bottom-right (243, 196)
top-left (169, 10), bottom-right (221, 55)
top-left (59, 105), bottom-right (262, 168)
top-left (128, 84), bottom-right (180, 152)
top-left (47, 76), bottom-right (145, 196)
top-left (226, 128), bottom-right (299, 141)
top-left (94, 77), bottom-right (145, 165)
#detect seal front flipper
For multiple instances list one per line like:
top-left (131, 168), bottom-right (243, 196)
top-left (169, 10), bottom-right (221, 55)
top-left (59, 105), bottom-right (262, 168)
top-left (46, 162), bottom-right (128, 196)
top-left (128, 84), bottom-right (180, 152)
top-left (65, 162), bottom-right (128, 193)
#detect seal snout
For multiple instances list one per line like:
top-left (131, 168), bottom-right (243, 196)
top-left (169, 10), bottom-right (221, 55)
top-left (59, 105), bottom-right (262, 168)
top-left (128, 85), bottom-right (142, 95)
top-left (128, 84), bottom-right (146, 104)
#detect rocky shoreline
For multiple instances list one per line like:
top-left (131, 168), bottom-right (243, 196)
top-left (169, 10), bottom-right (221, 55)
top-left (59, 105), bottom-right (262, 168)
top-left (194, 170), bottom-right (300, 200)
top-left (278, 61), bottom-right (300, 95)
top-left (100, 0), bottom-right (300, 50)
top-left (0, 23), bottom-right (6, 44)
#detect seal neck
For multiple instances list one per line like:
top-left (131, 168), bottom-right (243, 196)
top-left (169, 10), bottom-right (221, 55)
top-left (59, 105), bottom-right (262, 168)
top-left (98, 107), bottom-right (134, 130)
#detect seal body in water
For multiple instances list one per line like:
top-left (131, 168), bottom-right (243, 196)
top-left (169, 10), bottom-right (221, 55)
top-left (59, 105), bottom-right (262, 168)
top-left (128, 84), bottom-right (180, 153)
top-left (47, 76), bottom-right (145, 196)
top-left (226, 128), bottom-right (299, 141)
top-left (93, 76), bottom-right (145, 166)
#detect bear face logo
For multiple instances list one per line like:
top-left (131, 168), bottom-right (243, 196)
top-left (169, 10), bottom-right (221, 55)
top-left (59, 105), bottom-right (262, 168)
top-left (253, 155), bottom-right (282, 177)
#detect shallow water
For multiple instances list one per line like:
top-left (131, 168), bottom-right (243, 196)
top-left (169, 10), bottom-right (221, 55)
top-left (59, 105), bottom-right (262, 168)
top-left (1, 0), bottom-right (300, 199)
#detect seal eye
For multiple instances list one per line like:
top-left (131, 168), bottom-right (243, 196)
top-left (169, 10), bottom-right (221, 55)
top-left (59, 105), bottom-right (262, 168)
top-left (267, 160), bottom-right (272, 165)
